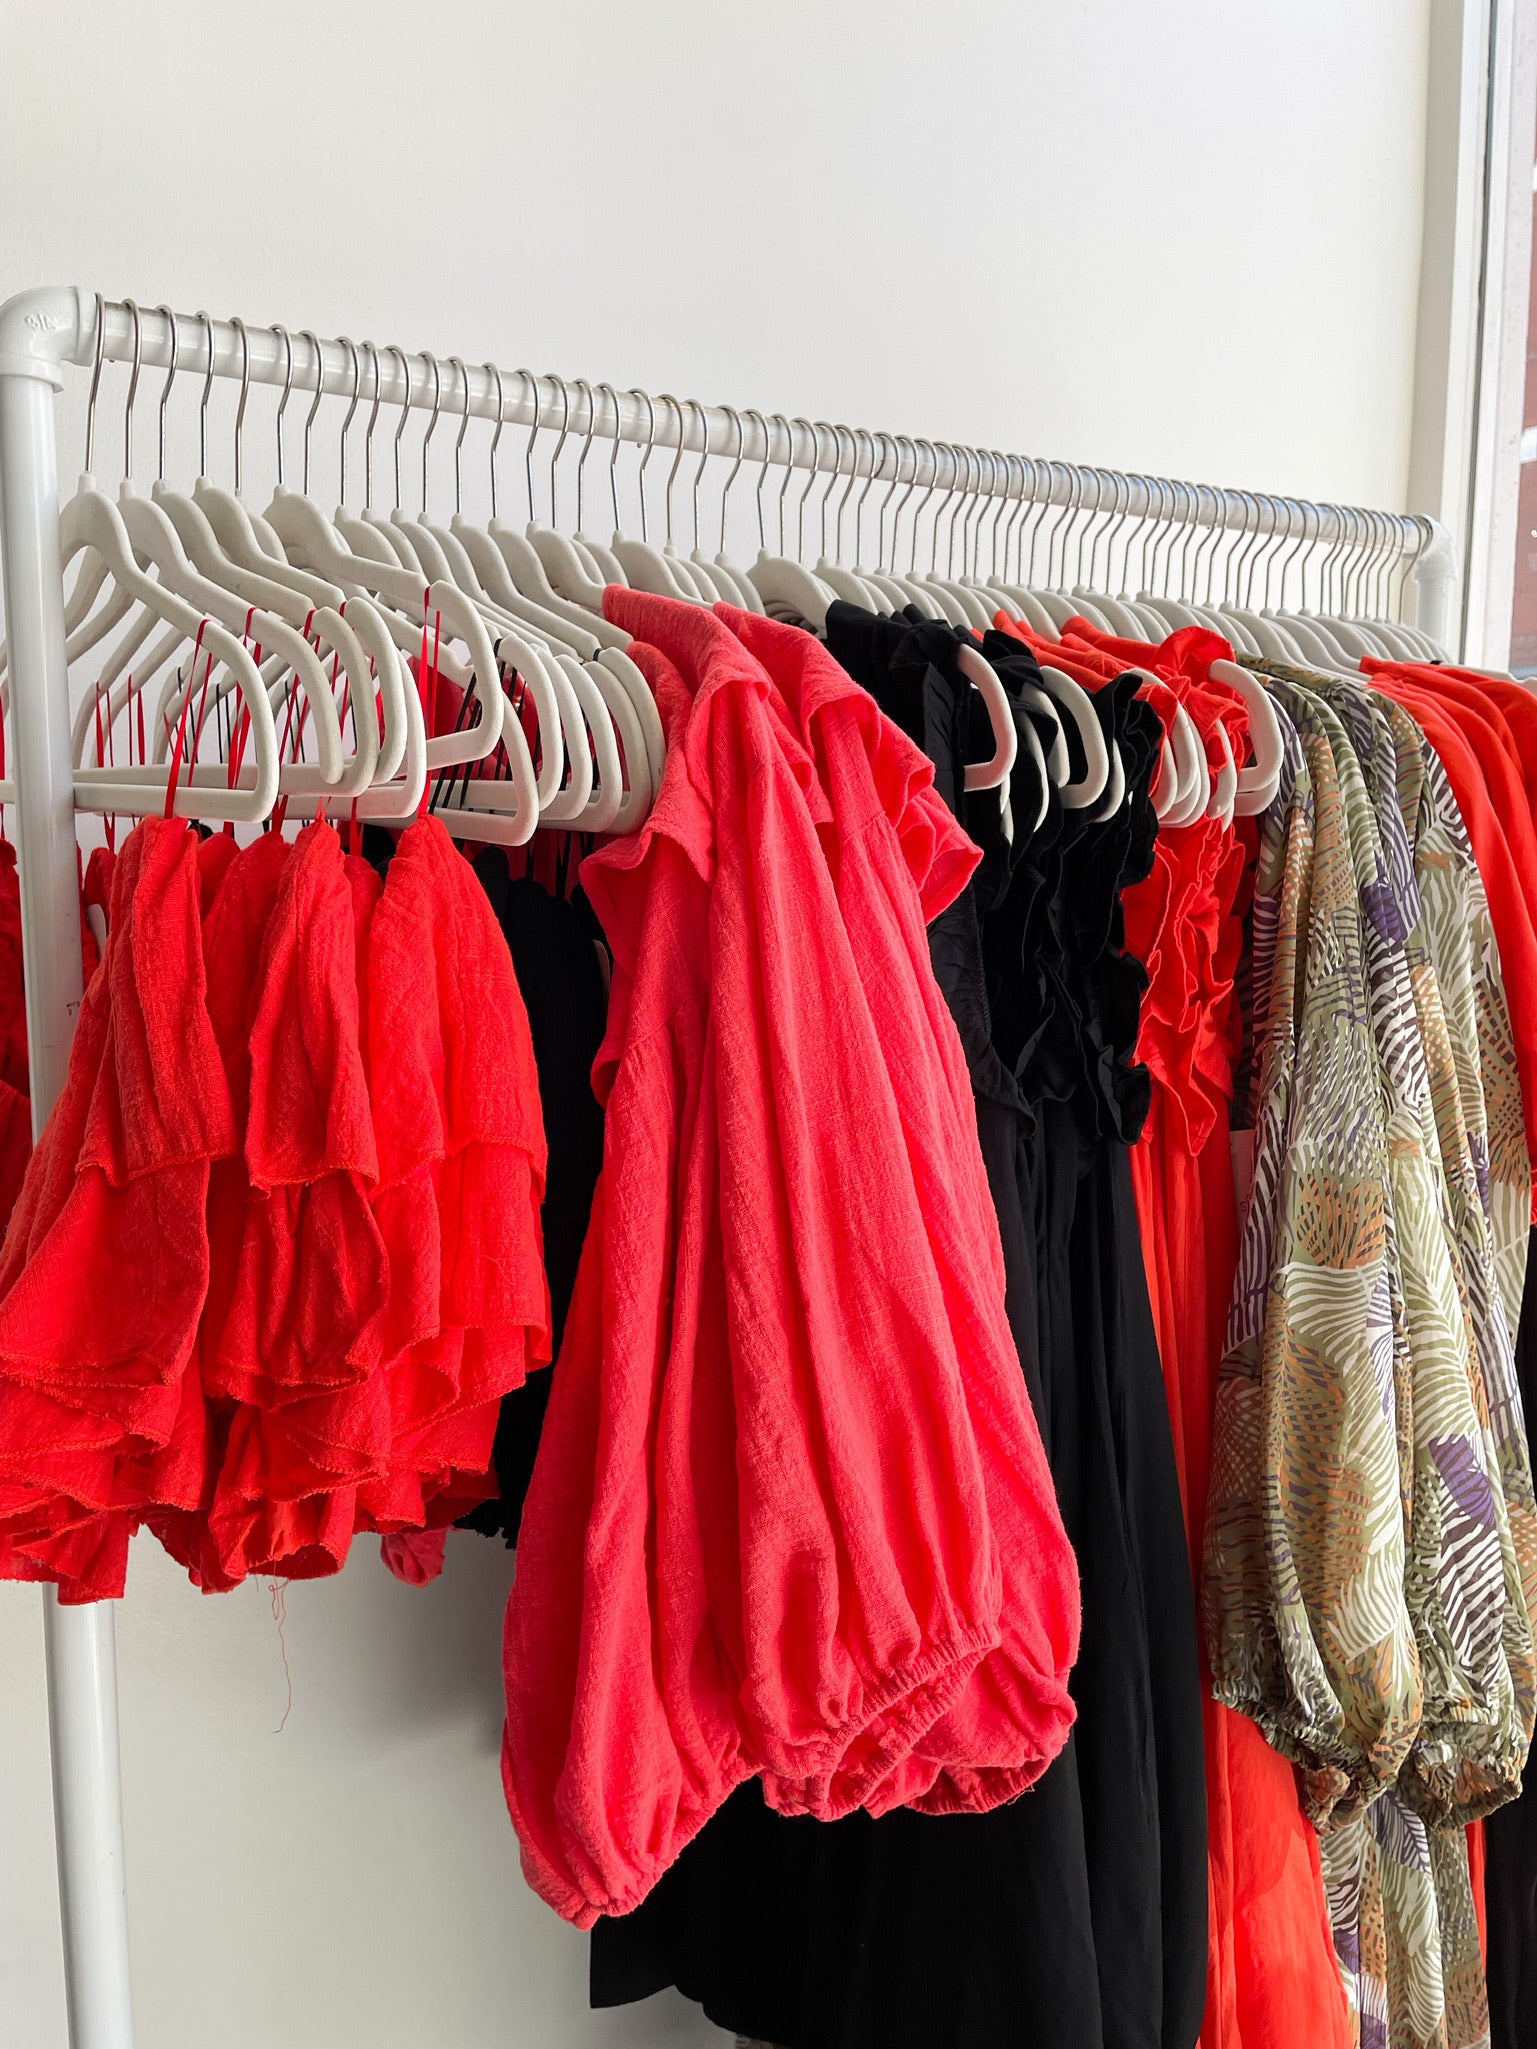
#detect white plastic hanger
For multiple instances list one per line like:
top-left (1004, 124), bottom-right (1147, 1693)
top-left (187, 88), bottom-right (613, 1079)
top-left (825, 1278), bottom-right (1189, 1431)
top-left (97, 302), bottom-right (348, 797)
top-left (570, 382), bottom-right (631, 589)
top-left (695, 400), bottom-right (770, 614)
top-left (154, 313), bottom-right (398, 801)
top-left (745, 414), bottom-right (838, 628)
top-left (602, 390), bottom-right (711, 605)
top-left (378, 348), bottom-right (573, 820)
top-left (59, 299), bottom-right (280, 821)
top-left (861, 433), bottom-right (944, 618)
top-left (672, 397), bottom-right (753, 606)
top-left (1210, 658), bottom-right (1284, 814)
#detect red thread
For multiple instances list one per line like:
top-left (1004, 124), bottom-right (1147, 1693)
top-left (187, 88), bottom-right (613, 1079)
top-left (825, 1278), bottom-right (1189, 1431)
top-left (163, 621), bottom-right (211, 819)
top-left (268, 1579), bottom-right (294, 1734)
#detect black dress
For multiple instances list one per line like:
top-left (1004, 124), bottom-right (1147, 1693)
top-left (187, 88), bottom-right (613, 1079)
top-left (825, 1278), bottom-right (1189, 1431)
top-left (457, 856), bottom-right (609, 1543)
top-left (590, 609), bottom-right (1207, 2049)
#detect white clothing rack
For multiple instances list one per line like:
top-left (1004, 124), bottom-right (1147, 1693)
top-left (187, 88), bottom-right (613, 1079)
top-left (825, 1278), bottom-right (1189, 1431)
top-left (0, 281), bottom-right (1458, 2049)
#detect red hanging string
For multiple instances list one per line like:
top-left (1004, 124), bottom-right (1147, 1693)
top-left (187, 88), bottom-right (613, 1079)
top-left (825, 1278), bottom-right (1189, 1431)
top-left (163, 621), bottom-right (212, 820)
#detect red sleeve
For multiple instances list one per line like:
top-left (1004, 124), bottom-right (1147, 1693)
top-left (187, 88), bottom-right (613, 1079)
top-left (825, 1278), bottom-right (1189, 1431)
top-left (1371, 676), bottom-right (1537, 1216)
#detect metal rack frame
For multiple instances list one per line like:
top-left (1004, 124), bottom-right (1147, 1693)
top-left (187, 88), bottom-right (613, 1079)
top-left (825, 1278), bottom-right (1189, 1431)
top-left (0, 282), bottom-right (1459, 2049)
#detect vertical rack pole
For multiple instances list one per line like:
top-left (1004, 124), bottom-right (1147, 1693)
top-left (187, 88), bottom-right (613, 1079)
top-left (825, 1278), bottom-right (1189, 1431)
top-left (1409, 514), bottom-right (1459, 655)
top-left (0, 332), bottom-right (136, 2046)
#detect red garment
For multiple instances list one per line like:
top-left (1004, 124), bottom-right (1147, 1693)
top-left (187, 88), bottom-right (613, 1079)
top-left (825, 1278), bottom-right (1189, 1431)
top-left (1366, 672), bottom-right (1537, 1217)
top-left (206, 821), bottom-right (391, 1583)
top-left (0, 818), bottom-right (235, 1599)
top-left (1362, 659), bottom-right (1537, 820)
top-left (705, 601), bottom-right (1078, 1819)
top-left (502, 600), bottom-right (1058, 1925)
top-left (380, 1524), bottom-right (448, 1585)
top-left (355, 817), bottom-right (549, 1534)
top-left (0, 809), bottom-right (548, 1601)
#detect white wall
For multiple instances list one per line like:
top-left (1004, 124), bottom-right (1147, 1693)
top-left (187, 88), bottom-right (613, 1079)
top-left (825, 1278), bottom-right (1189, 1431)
top-left (0, 2), bottom-right (1437, 2046)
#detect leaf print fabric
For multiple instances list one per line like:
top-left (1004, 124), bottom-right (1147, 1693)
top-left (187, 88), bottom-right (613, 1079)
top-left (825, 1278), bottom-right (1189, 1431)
top-left (1210, 657), bottom-right (1537, 2049)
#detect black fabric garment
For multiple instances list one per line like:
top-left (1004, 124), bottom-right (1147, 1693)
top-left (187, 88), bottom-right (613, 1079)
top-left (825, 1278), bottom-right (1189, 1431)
top-left (458, 854), bottom-right (608, 1543)
top-left (1486, 1224), bottom-right (1537, 2049)
top-left (591, 607), bottom-right (1206, 2049)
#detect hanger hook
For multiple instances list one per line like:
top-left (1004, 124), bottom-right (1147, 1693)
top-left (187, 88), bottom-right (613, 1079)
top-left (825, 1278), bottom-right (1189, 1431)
top-left (484, 360), bottom-right (505, 522)
top-left (360, 341), bottom-right (383, 508)
top-left (1077, 466), bottom-right (1109, 591)
top-left (120, 296), bottom-right (142, 482)
top-left (793, 419), bottom-right (819, 560)
top-left (684, 398), bottom-right (708, 552)
top-left (543, 372), bottom-right (571, 530)
top-left (887, 434), bottom-right (919, 574)
top-left (969, 449), bottom-right (997, 580)
top-left (719, 403), bottom-right (747, 556)
top-left (1224, 490), bottom-right (1258, 609)
top-left (817, 424), bottom-right (845, 560)
top-left (742, 407), bottom-right (770, 552)
top-left (1272, 496), bottom-right (1308, 611)
top-left (154, 304), bottom-right (178, 484)
top-left (960, 447), bottom-right (984, 578)
top-left (658, 394), bottom-right (688, 547)
top-left (870, 432), bottom-right (898, 573)
top-left (335, 336), bottom-right (362, 508)
top-left (836, 427), bottom-right (865, 564)
top-left (272, 323), bottom-right (294, 489)
top-left (853, 428), bottom-right (881, 567)
top-left (515, 370), bottom-right (541, 523)
top-left (996, 455), bottom-right (1024, 582)
top-left (84, 291), bottom-right (106, 473)
top-left (906, 440), bottom-right (938, 575)
top-left (631, 385), bottom-right (656, 542)
top-left (419, 351), bottom-right (442, 516)
top-left (1220, 489), bottom-right (1253, 609)
top-left (982, 451), bottom-right (1009, 582)
top-left (229, 315), bottom-right (251, 495)
top-left (770, 413), bottom-right (795, 555)
top-left (944, 444), bottom-right (969, 578)
top-left (448, 355), bottom-right (471, 518)
top-left (1146, 476), bottom-right (1179, 596)
top-left (1250, 495), bottom-right (1279, 611)
top-left (571, 376), bottom-right (598, 534)
top-left (1019, 459), bottom-right (1054, 585)
top-left (298, 329), bottom-right (324, 496)
top-left (1251, 494), bottom-right (1282, 612)
top-left (939, 445), bottom-right (969, 578)
top-left (589, 381), bottom-right (622, 534)
top-left (1194, 483), bottom-right (1225, 605)
top-left (964, 449), bottom-right (992, 580)
top-left (387, 346), bottom-right (412, 509)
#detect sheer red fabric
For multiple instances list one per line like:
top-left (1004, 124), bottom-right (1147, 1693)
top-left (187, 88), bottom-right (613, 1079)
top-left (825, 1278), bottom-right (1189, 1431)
top-left (501, 586), bottom-right (1077, 1926)
top-left (0, 811), bottom-right (547, 1599)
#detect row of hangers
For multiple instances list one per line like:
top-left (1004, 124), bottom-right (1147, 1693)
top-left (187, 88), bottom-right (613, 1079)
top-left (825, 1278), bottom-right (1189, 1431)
top-left (0, 297), bottom-right (1442, 848)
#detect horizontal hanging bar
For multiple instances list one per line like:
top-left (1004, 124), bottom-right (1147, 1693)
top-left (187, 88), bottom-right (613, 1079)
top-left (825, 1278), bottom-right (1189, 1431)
top-left (0, 286), bottom-right (1436, 557)
top-left (0, 284), bottom-right (1460, 645)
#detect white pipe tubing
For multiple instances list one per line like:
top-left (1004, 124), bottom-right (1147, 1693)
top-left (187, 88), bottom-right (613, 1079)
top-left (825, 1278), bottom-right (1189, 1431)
top-left (0, 343), bottom-right (136, 2049)
top-left (0, 288), bottom-right (1448, 590)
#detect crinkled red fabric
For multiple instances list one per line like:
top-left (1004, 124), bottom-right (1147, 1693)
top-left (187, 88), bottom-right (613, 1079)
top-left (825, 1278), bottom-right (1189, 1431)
top-left (354, 817), bottom-right (549, 1535)
top-left (0, 811), bottom-right (548, 1600)
top-left (0, 818), bottom-right (234, 1599)
top-left (380, 1523), bottom-right (448, 1586)
top-left (502, 599), bottom-right (1019, 1927)
top-left (711, 603), bottom-right (1079, 1820)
